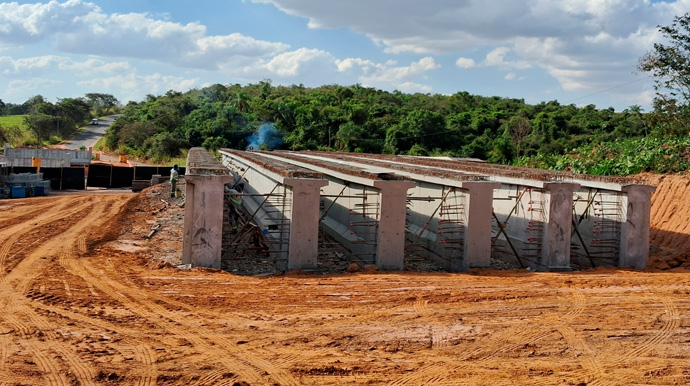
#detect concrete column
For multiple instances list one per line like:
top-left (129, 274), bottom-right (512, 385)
top-left (182, 175), bottom-right (233, 269)
top-left (620, 184), bottom-right (656, 269)
top-left (284, 178), bottom-right (329, 270)
top-left (181, 179), bottom-right (196, 266)
top-left (461, 182), bottom-right (501, 270)
top-left (374, 180), bottom-right (416, 270)
top-left (541, 183), bottom-right (580, 271)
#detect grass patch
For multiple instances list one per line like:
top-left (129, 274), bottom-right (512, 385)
top-left (0, 115), bottom-right (28, 130)
top-left (0, 115), bottom-right (34, 147)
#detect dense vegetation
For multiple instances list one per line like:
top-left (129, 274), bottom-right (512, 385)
top-left (516, 137), bottom-right (690, 175)
top-left (102, 83), bottom-right (650, 165)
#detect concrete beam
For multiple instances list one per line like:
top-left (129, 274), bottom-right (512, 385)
top-left (374, 180), bottom-right (416, 270)
top-left (541, 183), bottom-right (580, 270)
top-left (619, 184), bottom-right (656, 269)
top-left (284, 178), bottom-right (329, 270)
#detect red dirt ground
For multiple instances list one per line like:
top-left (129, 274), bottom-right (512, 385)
top-left (0, 174), bottom-right (689, 385)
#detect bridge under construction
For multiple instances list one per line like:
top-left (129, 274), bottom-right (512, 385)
top-left (181, 147), bottom-right (655, 272)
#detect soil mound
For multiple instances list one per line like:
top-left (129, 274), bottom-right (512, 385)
top-left (639, 173), bottom-right (690, 269)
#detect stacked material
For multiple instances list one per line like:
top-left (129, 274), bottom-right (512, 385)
top-left (6, 173), bottom-right (51, 198)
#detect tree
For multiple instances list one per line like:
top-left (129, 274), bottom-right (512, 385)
top-left (85, 93), bottom-right (119, 116)
top-left (507, 116), bottom-right (532, 157)
top-left (638, 13), bottom-right (690, 134)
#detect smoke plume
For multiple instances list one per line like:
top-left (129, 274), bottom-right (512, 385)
top-left (246, 122), bottom-right (283, 150)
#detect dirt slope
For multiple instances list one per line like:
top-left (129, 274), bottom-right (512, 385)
top-left (639, 173), bottom-right (690, 269)
top-left (0, 180), bottom-right (689, 385)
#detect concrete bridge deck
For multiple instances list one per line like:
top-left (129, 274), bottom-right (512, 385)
top-left (183, 148), bottom-right (655, 272)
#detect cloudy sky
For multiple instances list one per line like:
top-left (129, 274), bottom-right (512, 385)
top-left (1, 0), bottom-right (688, 110)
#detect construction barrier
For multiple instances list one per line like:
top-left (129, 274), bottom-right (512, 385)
top-left (5, 165), bottom-right (185, 191)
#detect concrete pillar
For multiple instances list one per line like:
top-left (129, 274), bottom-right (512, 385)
top-left (541, 183), bottom-right (580, 271)
top-left (461, 182), bottom-right (501, 270)
top-left (619, 184), bottom-right (656, 269)
top-left (284, 178), bottom-right (329, 270)
top-left (182, 174), bottom-right (233, 269)
top-left (374, 180), bottom-right (416, 270)
top-left (181, 178), bottom-right (196, 266)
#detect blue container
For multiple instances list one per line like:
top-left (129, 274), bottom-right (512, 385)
top-left (11, 186), bottom-right (25, 199)
top-left (34, 186), bottom-right (45, 196)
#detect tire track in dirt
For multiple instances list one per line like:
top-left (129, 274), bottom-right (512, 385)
top-left (535, 288), bottom-right (610, 386)
top-left (412, 298), bottom-right (454, 350)
top-left (622, 296), bottom-right (679, 360)
top-left (389, 323), bottom-right (554, 384)
top-left (23, 341), bottom-right (69, 386)
top-left (0, 195), bottom-right (130, 386)
top-left (190, 368), bottom-right (240, 386)
top-left (0, 324), bottom-right (12, 386)
top-left (0, 233), bottom-right (20, 273)
top-left (2, 220), bottom-right (100, 386)
top-left (9, 295), bottom-right (96, 386)
top-left (0, 198), bottom-right (97, 278)
top-left (99, 259), bottom-right (319, 385)
top-left (37, 300), bottom-right (165, 386)
top-left (391, 289), bottom-right (583, 386)
top-left (68, 257), bottom-right (300, 386)
top-left (133, 344), bottom-right (157, 386)
top-left (0, 199), bottom-right (100, 384)
top-left (0, 200), bottom-right (61, 230)
top-left (593, 295), bottom-right (680, 384)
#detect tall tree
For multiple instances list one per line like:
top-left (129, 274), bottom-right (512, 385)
top-left (638, 13), bottom-right (690, 135)
top-left (85, 93), bottom-right (119, 116)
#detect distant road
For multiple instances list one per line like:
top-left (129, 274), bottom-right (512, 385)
top-left (59, 114), bottom-right (121, 150)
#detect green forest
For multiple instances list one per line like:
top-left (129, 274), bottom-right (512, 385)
top-left (3, 13), bottom-right (690, 176)
top-left (105, 83), bottom-right (647, 164)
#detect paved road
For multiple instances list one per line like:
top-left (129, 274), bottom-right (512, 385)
top-left (60, 114), bottom-right (120, 150)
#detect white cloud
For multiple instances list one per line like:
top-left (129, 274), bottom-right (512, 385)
top-left (0, 55), bottom-right (65, 76)
top-left (266, 48), bottom-right (335, 77)
top-left (0, 55), bottom-right (131, 77)
top-left (0, 0), bottom-right (98, 44)
top-left (336, 56), bottom-right (440, 91)
top-left (485, 47), bottom-right (531, 70)
top-left (77, 73), bottom-right (201, 102)
top-left (254, 0), bottom-right (690, 99)
top-left (59, 58), bottom-right (133, 74)
top-left (7, 78), bottom-right (62, 95)
top-left (456, 57), bottom-right (477, 69)
top-left (0, 0), bottom-right (289, 71)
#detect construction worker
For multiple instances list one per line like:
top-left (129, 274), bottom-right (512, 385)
top-left (170, 164), bottom-right (179, 198)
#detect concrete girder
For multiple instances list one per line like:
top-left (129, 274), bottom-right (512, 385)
top-left (300, 151), bottom-right (638, 192)
top-left (219, 150), bottom-right (329, 270)
top-left (253, 151), bottom-right (500, 271)
top-left (215, 150), bottom-right (655, 271)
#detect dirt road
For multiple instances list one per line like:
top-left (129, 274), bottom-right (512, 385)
top-left (0, 186), bottom-right (689, 385)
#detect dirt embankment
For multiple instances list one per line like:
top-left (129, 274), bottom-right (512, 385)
top-left (639, 173), bottom-right (690, 269)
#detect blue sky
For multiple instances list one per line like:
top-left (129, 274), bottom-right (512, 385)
top-left (1, 0), bottom-right (688, 111)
